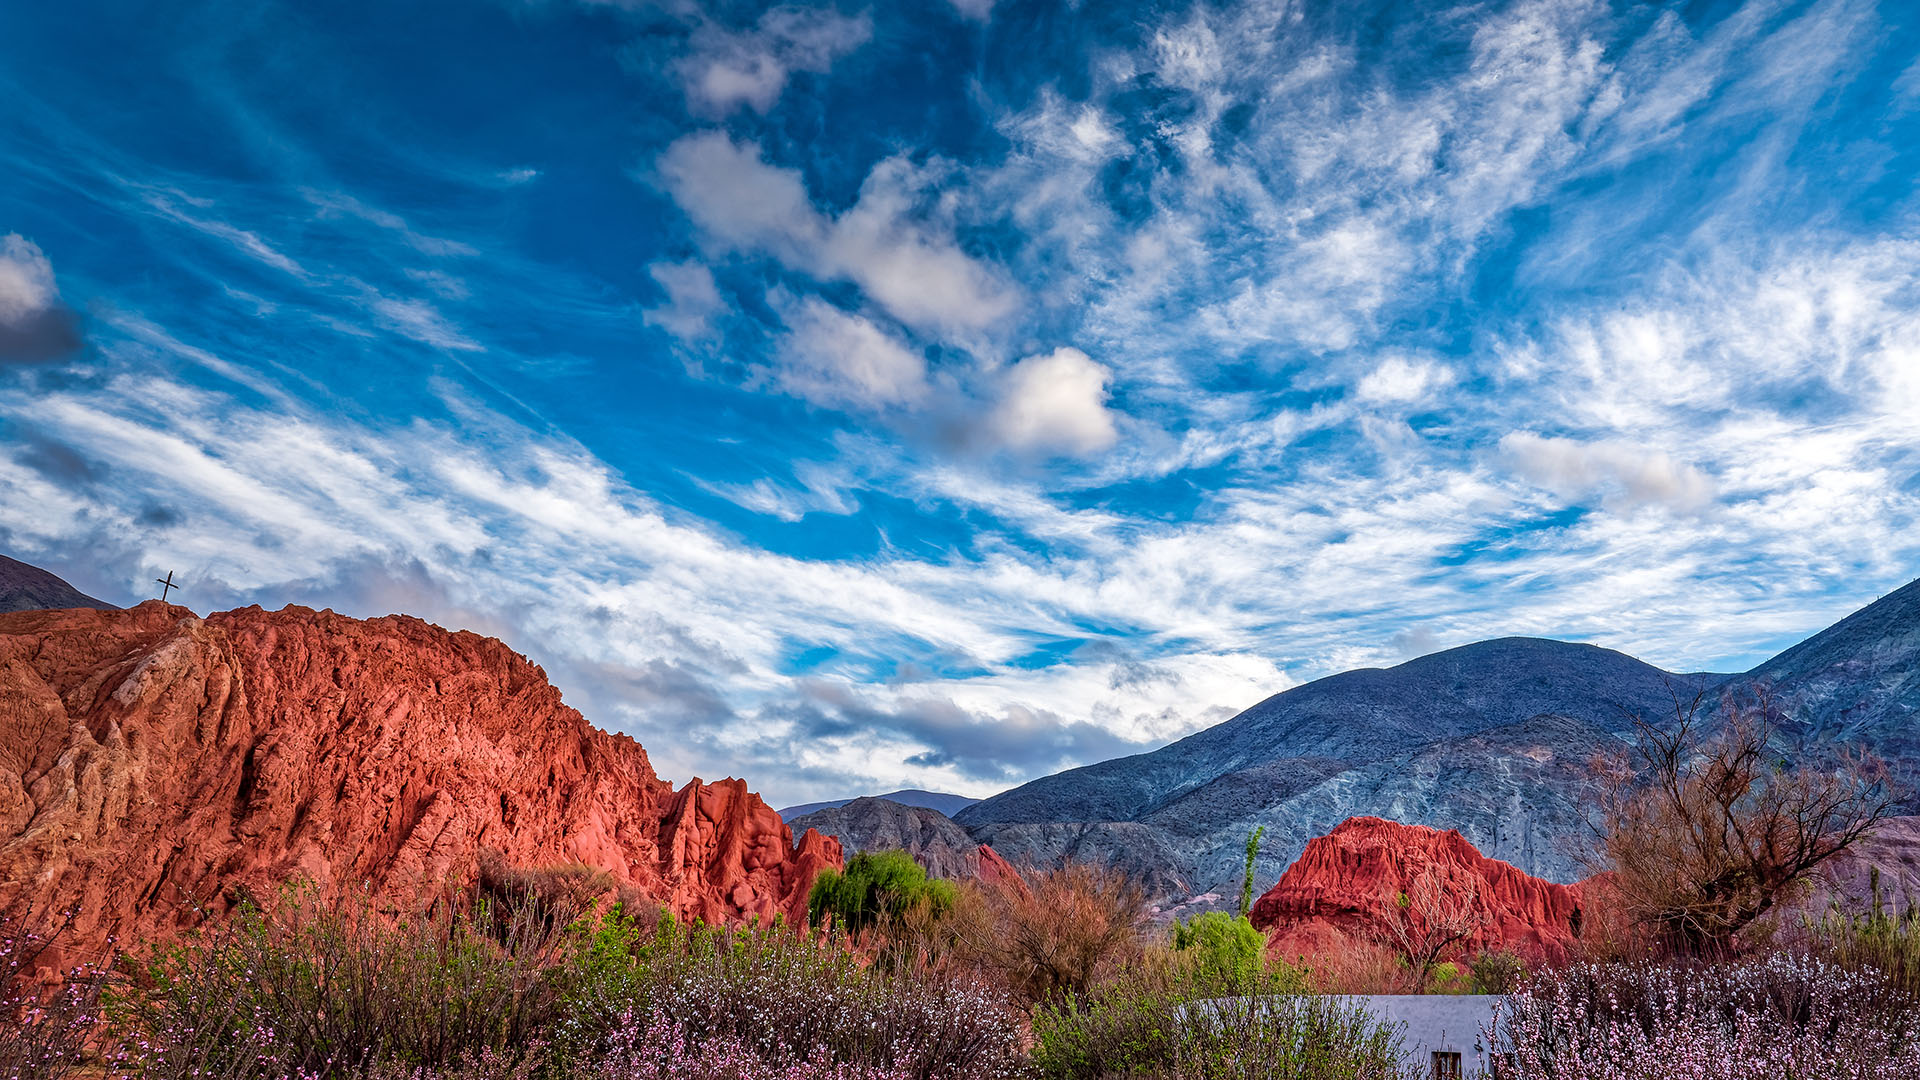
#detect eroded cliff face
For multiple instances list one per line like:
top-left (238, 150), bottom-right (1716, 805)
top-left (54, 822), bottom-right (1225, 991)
top-left (1250, 816), bottom-right (1586, 964)
top-left (0, 601), bottom-right (839, 960)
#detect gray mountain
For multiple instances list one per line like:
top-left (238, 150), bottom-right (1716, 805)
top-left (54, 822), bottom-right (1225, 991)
top-left (779, 788), bottom-right (978, 822)
top-left (789, 797), bottom-right (981, 880)
top-left (958, 638), bottom-right (1731, 892)
top-left (0, 554), bottom-right (116, 613)
top-left (1723, 576), bottom-right (1920, 771)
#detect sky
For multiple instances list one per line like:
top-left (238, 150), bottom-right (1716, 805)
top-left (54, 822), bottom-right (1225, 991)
top-left (2, 0), bottom-right (1918, 807)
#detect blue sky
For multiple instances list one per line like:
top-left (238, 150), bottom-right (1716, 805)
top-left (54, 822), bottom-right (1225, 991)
top-left (3, 0), bottom-right (1918, 805)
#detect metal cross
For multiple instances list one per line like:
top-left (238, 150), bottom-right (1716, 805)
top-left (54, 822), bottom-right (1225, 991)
top-left (155, 570), bottom-right (179, 602)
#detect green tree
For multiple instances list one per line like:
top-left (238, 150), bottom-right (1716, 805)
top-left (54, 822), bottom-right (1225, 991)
top-left (1171, 910), bottom-right (1270, 991)
top-left (807, 849), bottom-right (956, 933)
top-left (1238, 826), bottom-right (1265, 918)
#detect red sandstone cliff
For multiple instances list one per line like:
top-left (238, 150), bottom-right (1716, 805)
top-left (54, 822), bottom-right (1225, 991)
top-left (1250, 816), bottom-right (1585, 964)
top-left (0, 601), bottom-right (840, 961)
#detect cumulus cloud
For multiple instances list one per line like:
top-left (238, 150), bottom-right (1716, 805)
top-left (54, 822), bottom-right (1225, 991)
top-left (986, 347), bottom-right (1121, 458)
top-left (776, 295), bottom-right (930, 409)
top-left (656, 133), bottom-right (1018, 337)
top-left (0, 234), bottom-right (83, 363)
top-left (1502, 432), bottom-right (1715, 511)
top-left (643, 260), bottom-right (725, 342)
top-left (678, 6), bottom-right (872, 115)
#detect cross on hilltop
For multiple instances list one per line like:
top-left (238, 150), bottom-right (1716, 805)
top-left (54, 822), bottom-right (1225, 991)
top-left (155, 570), bottom-right (179, 602)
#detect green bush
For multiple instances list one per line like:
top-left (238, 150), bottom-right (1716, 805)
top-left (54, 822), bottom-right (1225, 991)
top-left (1171, 912), bottom-right (1271, 992)
top-left (1031, 972), bottom-right (1405, 1080)
top-left (807, 849), bottom-right (958, 934)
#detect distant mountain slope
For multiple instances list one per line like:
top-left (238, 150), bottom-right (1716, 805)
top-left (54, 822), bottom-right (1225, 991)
top-left (789, 797), bottom-right (980, 880)
top-left (1723, 577), bottom-right (1920, 769)
top-left (0, 554), bottom-right (116, 613)
top-left (958, 638), bottom-right (1727, 890)
top-left (779, 789), bottom-right (978, 822)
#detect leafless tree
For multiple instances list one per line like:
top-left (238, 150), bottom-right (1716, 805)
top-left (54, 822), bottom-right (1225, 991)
top-left (1371, 867), bottom-right (1481, 989)
top-left (1597, 694), bottom-right (1891, 957)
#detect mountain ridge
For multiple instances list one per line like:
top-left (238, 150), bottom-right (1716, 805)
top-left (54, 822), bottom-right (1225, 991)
top-left (0, 553), bottom-right (117, 614)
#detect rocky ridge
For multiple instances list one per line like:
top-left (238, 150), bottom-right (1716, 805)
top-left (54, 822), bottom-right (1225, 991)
top-left (1250, 816), bottom-right (1588, 964)
top-left (0, 601), bottom-right (840, 962)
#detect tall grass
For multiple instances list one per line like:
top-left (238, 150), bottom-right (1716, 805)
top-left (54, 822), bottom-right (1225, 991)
top-left (1805, 867), bottom-right (1920, 996)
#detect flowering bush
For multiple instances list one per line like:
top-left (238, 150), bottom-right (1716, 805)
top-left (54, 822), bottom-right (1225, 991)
top-left (1486, 955), bottom-right (1920, 1079)
top-left (110, 888), bottom-right (566, 1080)
top-left (586, 1008), bottom-right (944, 1080)
top-left (0, 912), bottom-right (108, 1080)
top-left (554, 912), bottom-right (1023, 1080)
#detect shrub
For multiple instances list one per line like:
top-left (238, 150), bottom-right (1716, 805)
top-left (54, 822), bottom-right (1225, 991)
top-left (110, 886), bottom-right (567, 1079)
top-left (1170, 912), bottom-right (1270, 992)
top-left (1594, 697), bottom-right (1889, 957)
top-left (552, 912), bottom-right (1022, 1080)
top-left (1031, 972), bottom-right (1406, 1080)
top-left (1465, 950), bottom-right (1526, 995)
top-left (0, 911), bottom-right (108, 1080)
top-left (1806, 866), bottom-right (1920, 996)
top-left (952, 862), bottom-right (1146, 1005)
top-left (1488, 955), bottom-right (1920, 1079)
top-left (808, 851), bottom-right (958, 936)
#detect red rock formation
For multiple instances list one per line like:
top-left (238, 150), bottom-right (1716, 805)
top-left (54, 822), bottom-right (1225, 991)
top-left (973, 843), bottom-right (1024, 892)
top-left (0, 601), bottom-right (840, 963)
top-left (1250, 816), bottom-right (1585, 964)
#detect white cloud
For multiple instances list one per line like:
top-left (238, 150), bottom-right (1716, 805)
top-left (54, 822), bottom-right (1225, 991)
top-left (776, 295), bottom-right (930, 409)
top-left (643, 260), bottom-right (724, 342)
top-left (656, 133), bottom-right (1017, 338)
top-left (678, 6), bottom-right (872, 115)
top-left (987, 347), bottom-right (1121, 458)
top-left (0, 234), bottom-right (58, 327)
top-left (1355, 356), bottom-right (1455, 405)
top-left (1501, 432), bottom-right (1715, 511)
top-left (946, 0), bottom-right (993, 22)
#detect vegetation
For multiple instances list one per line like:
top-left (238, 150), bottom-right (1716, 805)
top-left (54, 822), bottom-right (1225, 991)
top-left (1170, 911), bottom-right (1269, 991)
top-left (948, 861), bottom-right (1147, 1005)
top-left (1237, 827), bottom-right (1265, 920)
top-left (1595, 695), bottom-right (1890, 957)
top-left (110, 887), bottom-right (570, 1079)
top-left (1369, 868), bottom-right (1482, 991)
top-left (0, 911), bottom-right (107, 1080)
top-left (1488, 956), bottom-right (1920, 1079)
top-left (1806, 866), bottom-right (1920, 996)
top-left (808, 850), bottom-right (958, 936)
top-left (14, 837), bottom-right (1920, 1079)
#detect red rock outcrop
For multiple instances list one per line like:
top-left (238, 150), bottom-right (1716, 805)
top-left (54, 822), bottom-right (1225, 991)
top-left (0, 601), bottom-right (841, 963)
top-left (1250, 816), bottom-right (1586, 964)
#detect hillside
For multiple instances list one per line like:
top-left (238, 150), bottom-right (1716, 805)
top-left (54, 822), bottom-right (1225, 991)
top-left (789, 797), bottom-right (980, 879)
top-left (958, 638), bottom-right (1727, 890)
top-left (0, 601), bottom-right (840, 959)
top-left (0, 553), bottom-right (116, 613)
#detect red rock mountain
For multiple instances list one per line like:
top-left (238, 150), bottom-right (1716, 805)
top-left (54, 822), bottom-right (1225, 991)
top-left (0, 601), bottom-right (840, 961)
top-left (1250, 816), bottom-right (1586, 964)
